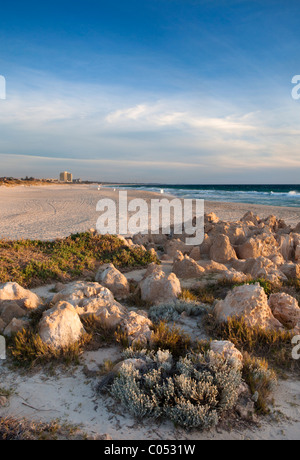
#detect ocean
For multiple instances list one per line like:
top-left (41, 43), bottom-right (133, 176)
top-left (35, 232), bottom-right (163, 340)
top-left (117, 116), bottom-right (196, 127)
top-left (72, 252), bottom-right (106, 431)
top-left (113, 184), bottom-right (300, 208)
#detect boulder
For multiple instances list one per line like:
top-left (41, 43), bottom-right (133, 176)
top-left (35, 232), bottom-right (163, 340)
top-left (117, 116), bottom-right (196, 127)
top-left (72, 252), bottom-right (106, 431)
top-left (210, 340), bottom-right (243, 369)
top-left (0, 282), bottom-right (41, 310)
top-left (236, 234), bottom-right (279, 259)
top-left (205, 212), bottom-right (220, 224)
top-left (121, 311), bottom-right (152, 346)
top-left (0, 318), bottom-right (5, 333)
top-left (268, 293), bottom-right (300, 329)
top-left (197, 260), bottom-right (228, 272)
top-left (172, 252), bottom-right (205, 279)
top-left (95, 264), bottom-right (130, 300)
top-left (240, 211), bottom-right (260, 225)
top-left (295, 245), bottom-right (300, 262)
top-left (209, 234), bottom-right (237, 263)
top-left (38, 301), bottom-right (85, 349)
top-left (244, 256), bottom-right (287, 284)
top-left (280, 262), bottom-right (300, 279)
top-left (189, 246), bottom-right (201, 261)
top-left (52, 281), bottom-right (115, 307)
top-left (199, 234), bottom-right (212, 255)
top-left (214, 284), bottom-right (283, 330)
top-left (51, 280), bottom-right (127, 329)
top-left (165, 239), bottom-right (191, 258)
top-left (0, 301), bottom-right (26, 325)
top-left (4, 318), bottom-right (29, 337)
top-left (140, 266), bottom-right (181, 305)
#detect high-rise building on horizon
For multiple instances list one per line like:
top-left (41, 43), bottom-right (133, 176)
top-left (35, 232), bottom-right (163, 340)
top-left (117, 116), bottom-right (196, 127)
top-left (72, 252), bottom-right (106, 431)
top-left (59, 171), bottom-right (73, 182)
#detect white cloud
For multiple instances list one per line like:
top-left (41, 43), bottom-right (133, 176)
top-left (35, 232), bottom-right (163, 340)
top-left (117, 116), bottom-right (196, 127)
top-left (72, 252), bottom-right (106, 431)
top-left (0, 70), bottom-right (299, 182)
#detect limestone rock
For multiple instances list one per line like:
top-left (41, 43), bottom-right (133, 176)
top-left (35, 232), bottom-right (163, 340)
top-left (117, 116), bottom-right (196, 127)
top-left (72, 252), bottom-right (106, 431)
top-left (268, 293), bottom-right (300, 329)
top-left (4, 318), bottom-right (29, 337)
top-left (140, 267), bottom-right (181, 305)
top-left (214, 284), bottom-right (283, 330)
top-left (210, 340), bottom-right (243, 369)
top-left (121, 311), bottom-right (152, 346)
top-left (95, 264), bottom-right (130, 300)
top-left (172, 252), bottom-right (205, 279)
top-left (0, 282), bottom-right (41, 310)
top-left (241, 211), bottom-right (260, 225)
top-left (188, 246), bottom-right (201, 261)
top-left (165, 239), bottom-right (191, 258)
top-left (52, 281), bottom-right (115, 307)
top-left (209, 234), bottom-right (237, 263)
top-left (0, 301), bottom-right (26, 325)
top-left (38, 301), bottom-right (85, 348)
top-left (236, 234), bottom-right (279, 259)
top-left (280, 262), bottom-right (300, 279)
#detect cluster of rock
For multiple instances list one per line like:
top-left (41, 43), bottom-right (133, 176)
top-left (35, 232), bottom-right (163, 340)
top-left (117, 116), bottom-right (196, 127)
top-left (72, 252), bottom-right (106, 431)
top-left (1, 210), bottom-right (300, 350)
top-left (132, 211), bottom-right (300, 287)
top-left (0, 275), bottom-right (153, 349)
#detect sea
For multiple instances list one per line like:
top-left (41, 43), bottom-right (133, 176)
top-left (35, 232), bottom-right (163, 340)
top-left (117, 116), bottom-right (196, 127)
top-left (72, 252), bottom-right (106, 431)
top-left (111, 184), bottom-right (300, 208)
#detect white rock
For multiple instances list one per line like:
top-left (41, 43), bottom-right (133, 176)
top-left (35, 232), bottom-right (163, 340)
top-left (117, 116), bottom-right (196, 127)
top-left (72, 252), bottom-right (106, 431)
top-left (211, 340), bottom-right (243, 369)
top-left (38, 301), bottom-right (85, 349)
top-left (214, 284), bottom-right (283, 330)
top-left (95, 264), bottom-right (130, 300)
top-left (0, 282), bottom-right (41, 310)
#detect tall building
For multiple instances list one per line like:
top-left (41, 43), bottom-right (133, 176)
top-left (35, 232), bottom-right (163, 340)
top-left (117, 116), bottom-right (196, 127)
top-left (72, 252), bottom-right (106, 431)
top-left (59, 171), bottom-right (73, 182)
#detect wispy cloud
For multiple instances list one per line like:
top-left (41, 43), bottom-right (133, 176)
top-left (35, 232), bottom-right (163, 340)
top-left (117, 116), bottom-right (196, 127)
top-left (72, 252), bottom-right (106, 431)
top-left (0, 69), bottom-right (299, 183)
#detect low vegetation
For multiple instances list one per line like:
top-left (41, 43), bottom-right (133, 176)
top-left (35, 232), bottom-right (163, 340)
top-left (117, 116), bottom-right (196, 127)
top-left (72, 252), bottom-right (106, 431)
top-left (205, 315), bottom-right (299, 375)
top-left (0, 417), bottom-right (83, 440)
top-left (109, 348), bottom-right (242, 430)
top-left (9, 329), bottom-right (92, 369)
top-left (242, 353), bottom-right (277, 414)
top-left (0, 233), bottom-right (159, 288)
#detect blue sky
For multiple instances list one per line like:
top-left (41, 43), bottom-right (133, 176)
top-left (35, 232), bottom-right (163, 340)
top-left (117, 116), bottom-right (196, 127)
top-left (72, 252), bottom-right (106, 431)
top-left (0, 0), bottom-right (300, 183)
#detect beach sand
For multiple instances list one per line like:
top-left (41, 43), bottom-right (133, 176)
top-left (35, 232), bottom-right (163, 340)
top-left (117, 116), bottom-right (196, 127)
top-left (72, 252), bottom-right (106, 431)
top-left (0, 184), bottom-right (299, 240)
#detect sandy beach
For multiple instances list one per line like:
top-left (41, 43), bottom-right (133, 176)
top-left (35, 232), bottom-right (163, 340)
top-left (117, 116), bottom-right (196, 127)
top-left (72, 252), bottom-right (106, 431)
top-left (0, 184), bottom-right (300, 241)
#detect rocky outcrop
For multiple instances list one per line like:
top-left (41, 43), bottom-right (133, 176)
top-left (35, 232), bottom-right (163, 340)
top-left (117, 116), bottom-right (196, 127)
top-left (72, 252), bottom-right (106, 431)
top-left (4, 318), bottom-right (29, 337)
top-left (121, 311), bottom-right (152, 346)
top-left (236, 234), bottom-right (279, 260)
top-left (52, 280), bottom-right (127, 328)
top-left (214, 284), bottom-right (283, 330)
top-left (0, 282), bottom-right (41, 310)
top-left (268, 293), bottom-right (300, 329)
top-left (38, 301), bottom-right (86, 348)
top-left (140, 265), bottom-right (181, 305)
top-left (0, 301), bottom-right (26, 325)
top-left (172, 252), bottom-right (205, 279)
top-left (209, 234), bottom-right (237, 263)
top-left (95, 264), bottom-right (130, 300)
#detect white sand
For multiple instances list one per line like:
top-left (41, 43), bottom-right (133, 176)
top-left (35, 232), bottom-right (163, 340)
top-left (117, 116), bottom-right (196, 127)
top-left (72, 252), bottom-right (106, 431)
top-left (0, 184), bottom-right (300, 240)
top-left (0, 353), bottom-right (299, 440)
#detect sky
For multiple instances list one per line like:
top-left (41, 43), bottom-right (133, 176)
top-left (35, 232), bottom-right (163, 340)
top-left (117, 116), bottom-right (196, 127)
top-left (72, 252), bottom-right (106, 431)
top-left (0, 0), bottom-right (300, 183)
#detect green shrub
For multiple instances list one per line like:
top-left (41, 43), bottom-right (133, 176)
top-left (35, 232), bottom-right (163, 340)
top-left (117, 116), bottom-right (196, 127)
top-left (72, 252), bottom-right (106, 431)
top-left (0, 233), bottom-right (159, 288)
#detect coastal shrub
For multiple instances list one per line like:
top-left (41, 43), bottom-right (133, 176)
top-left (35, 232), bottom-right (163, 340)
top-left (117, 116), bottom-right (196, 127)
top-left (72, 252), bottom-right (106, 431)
top-left (148, 300), bottom-right (206, 324)
top-left (9, 329), bottom-right (91, 368)
top-left (0, 233), bottom-right (159, 288)
top-left (110, 348), bottom-right (242, 429)
top-left (205, 315), bottom-right (299, 374)
top-left (242, 353), bottom-right (277, 414)
top-left (0, 417), bottom-right (81, 440)
top-left (150, 322), bottom-right (191, 358)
